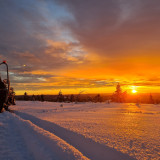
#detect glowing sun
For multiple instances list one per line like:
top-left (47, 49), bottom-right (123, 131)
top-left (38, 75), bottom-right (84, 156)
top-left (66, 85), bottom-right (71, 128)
top-left (132, 89), bottom-right (137, 93)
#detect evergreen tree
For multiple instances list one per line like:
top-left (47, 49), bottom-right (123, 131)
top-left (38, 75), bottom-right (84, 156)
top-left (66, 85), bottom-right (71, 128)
top-left (57, 90), bottom-right (64, 102)
top-left (149, 94), bottom-right (154, 104)
top-left (94, 94), bottom-right (102, 102)
top-left (41, 94), bottom-right (44, 102)
top-left (70, 94), bottom-right (75, 102)
top-left (32, 94), bottom-right (35, 101)
top-left (24, 92), bottom-right (28, 101)
top-left (112, 83), bottom-right (127, 103)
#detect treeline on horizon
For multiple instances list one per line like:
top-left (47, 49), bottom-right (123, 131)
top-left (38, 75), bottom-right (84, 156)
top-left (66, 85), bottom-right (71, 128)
top-left (15, 84), bottom-right (160, 104)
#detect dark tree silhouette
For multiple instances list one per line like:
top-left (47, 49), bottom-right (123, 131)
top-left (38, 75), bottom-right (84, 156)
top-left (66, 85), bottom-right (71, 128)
top-left (57, 90), bottom-right (64, 102)
top-left (24, 92), bottom-right (28, 101)
top-left (32, 94), bottom-right (35, 101)
top-left (70, 94), bottom-right (75, 102)
top-left (112, 83), bottom-right (127, 103)
top-left (94, 94), bottom-right (102, 102)
top-left (41, 94), bottom-right (44, 102)
top-left (149, 94), bottom-right (154, 104)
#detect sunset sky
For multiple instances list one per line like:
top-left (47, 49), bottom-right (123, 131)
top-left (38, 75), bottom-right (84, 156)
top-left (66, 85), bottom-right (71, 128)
top-left (0, 0), bottom-right (160, 95)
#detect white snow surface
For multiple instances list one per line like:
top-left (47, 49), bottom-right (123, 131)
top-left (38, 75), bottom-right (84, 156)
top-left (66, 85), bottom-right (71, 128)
top-left (1, 101), bottom-right (160, 160)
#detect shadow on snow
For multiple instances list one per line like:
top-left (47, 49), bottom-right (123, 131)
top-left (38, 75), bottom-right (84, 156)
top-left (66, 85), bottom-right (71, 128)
top-left (14, 111), bottom-right (135, 160)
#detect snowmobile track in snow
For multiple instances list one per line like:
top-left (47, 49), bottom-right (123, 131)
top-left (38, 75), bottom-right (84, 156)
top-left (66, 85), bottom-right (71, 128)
top-left (1, 111), bottom-right (88, 160)
top-left (13, 111), bottom-right (135, 160)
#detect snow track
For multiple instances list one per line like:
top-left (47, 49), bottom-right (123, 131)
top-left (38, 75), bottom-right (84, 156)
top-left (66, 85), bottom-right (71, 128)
top-left (2, 101), bottom-right (159, 159)
top-left (13, 111), bottom-right (135, 160)
top-left (0, 112), bottom-right (88, 160)
top-left (0, 112), bottom-right (32, 160)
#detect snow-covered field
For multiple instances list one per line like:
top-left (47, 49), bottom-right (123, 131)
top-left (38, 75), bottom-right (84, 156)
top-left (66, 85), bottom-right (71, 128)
top-left (1, 101), bottom-right (160, 160)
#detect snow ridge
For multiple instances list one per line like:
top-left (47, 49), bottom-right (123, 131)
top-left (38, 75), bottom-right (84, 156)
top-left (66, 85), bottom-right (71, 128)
top-left (0, 112), bottom-right (88, 160)
top-left (14, 111), bottom-right (135, 160)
